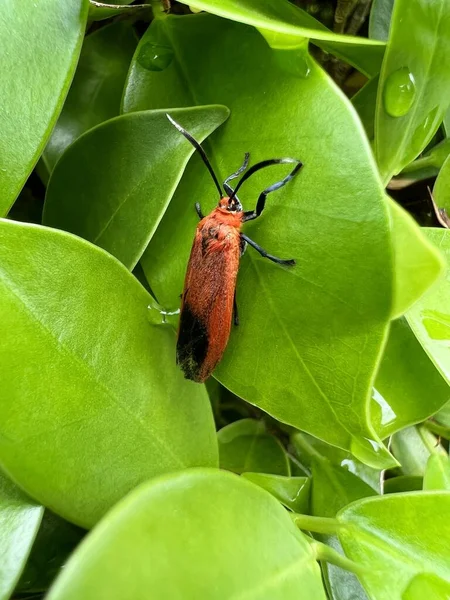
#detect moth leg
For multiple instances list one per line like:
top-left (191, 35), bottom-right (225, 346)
top-left (195, 202), bottom-right (204, 219)
top-left (241, 233), bottom-right (295, 266)
top-left (233, 291), bottom-right (239, 326)
top-left (241, 159), bottom-right (303, 223)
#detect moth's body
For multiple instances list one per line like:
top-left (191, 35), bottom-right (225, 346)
top-left (167, 113), bottom-right (302, 383)
top-left (177, 202), bottom-right (243, 382)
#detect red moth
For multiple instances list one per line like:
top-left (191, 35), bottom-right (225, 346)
top-left (167, 114), bottom-right (302, 383)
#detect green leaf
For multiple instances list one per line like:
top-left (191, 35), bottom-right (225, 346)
top-left (0, 0), bottom-right (89, 216)
top-left (400, 137), bottom-right (450, 181)
top-left (383, 475), bottom-right (423, 494)
top-left (42, 22), bottom-right (138, 174)
top-left (391, 427), bottom-right (437, 476)
top-left (176, 0), bottom-right (385, 78)
top-left (47, 469), bottom-right (327, 600)
top-left (337, 493), bottom-right (450, 600)
top-left (369, 0), bottom-right (394, 42)
top-left (218, 419), bottom-right (290, 475)
top-left (43, 106), bottom-right (229, 270)
top-left (406, 228), bottom-right (450, 386)
top-left (0, 470), bottom-right (43, 600)
top-left (389, 201), bottom-right (445, 319)
top-left (241, 472), bottom-right (310, 512)
top-left (126, 13), bottom-right (398, 467)
top-left (291, 432), bottom-right (381, 493)
top-left (352, 75), bottom-right (379, 141)
top-left (373, 318), bottom-right (450, 439)
top-left (0, 219), bottom-right (217, 528)
top-left (176, 0), bottom-right (382, 45)
top-left (433, 153), bottom-right (450, 217)
top-left (16, 511), bottom-right (84, 595)
top-left (88, 0), bottom-right (146, 21)
top-left (374, 0), bottom-right (450, 183)
top-left (423, 454), bottom-right (450, 491)
top-left (309, 454), bottom-right (376, 600)
top-left (435, 399), bottom-right (450, 428)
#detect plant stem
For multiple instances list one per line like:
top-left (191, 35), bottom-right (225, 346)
top-left (292, 513), bottom-right (341, 535)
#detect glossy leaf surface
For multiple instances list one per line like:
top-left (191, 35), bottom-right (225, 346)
top-left (407, 228), bottom-right (450, 386)
top-left (0, 0), bottom-right (89, 215)
top-left (47, 469), bottom-right (326, 600)
top-left (42, 22), bottom-right (138, 173)
top-left (0, 471), bottom-right (43, 600)
top-left (375, 0), bottom-right (450, 182)
top-left (0, 219), bottom-right (217, 528)
top-left (373, 317), bottom-right (450, 439)
top-left (242, 472), bottom-right (310, 512)
top-left (124, 13), bottom-right (407, 467)
top-left (218, 419), bottom-right (290, 475)
top-left (423, 454), bottom-right (450, 491)
top-left (44, 106), bottom-right (229, 270)
top-left (338, 493), bottom-right (450, 599)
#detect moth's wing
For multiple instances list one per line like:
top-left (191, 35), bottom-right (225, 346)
top-left (177, 228), bottom-right (240, 382)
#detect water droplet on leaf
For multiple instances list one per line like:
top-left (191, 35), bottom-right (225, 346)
top-left (383, 67), bottom-right (416, 117)
top-left (137, 42), bottom-right (174, 72)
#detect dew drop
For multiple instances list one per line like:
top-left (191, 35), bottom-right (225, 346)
top-left (137, 42), bottom-right (174, 72)
top-left (383, 67), bottom-right (416, 117)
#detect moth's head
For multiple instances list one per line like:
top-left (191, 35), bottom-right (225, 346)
top-left (218, 196), bottom-right (242, 213)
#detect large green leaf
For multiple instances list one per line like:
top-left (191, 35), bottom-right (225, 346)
top-left (122, 13), bottom-right (441, 468)
top-left (47, 469), bottom-right (327, 600)
top-left (337, 493), bottom-right (450, 599)
top-left (0, 0), bottom-right (89, 216)
top-left (407, 228), bottom-right (450, 386)
top-left (43, 106), bottom-right (229, 270)
top-left (176, 0), bottom-right (385, 78)
top-left (374, 0), bottom-right (450, 183)
top-left (42, 22), bottom-right (137, 174)
top-left (373, 318), bottom-right (450, 439)
top-left (0, 471), bottom-right (43, 600)
top-left (218, 419), bottom-right (290, 475)
top-left (0, 219), bottom-right (217, 528)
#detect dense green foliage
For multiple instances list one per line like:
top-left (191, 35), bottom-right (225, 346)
top-left (0, 0), bottom-right (450, 598)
